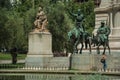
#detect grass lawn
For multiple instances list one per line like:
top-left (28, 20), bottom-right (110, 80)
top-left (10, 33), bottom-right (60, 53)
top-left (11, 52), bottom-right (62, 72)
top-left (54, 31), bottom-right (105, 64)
top-left (0, 53), bottom-right (26, 60)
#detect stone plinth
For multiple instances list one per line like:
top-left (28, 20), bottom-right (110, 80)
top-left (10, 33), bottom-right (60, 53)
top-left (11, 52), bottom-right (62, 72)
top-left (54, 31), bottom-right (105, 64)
top-left (28, 32), bottom-right (53, 56)
top-left (71, 54), bottom-right (94, 70)
top-left (25, 32), bottom-right (53, 67)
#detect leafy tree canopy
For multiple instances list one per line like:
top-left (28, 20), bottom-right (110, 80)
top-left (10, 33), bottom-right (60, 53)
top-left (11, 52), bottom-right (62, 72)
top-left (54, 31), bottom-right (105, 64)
top-left (0, 0), bottom-right (95, 53)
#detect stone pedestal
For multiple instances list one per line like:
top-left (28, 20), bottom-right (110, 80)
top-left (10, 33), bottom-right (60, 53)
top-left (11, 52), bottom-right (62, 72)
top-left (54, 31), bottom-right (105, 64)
top-left (71, 54), bottom-right (94, 71)
top-left (25, 32), bottom-right (53, 67)
top-left (28, 32), bottom-right (53, 56)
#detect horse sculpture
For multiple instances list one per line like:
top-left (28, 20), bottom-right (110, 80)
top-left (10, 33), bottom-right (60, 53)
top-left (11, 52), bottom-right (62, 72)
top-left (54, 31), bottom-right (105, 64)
top-left (67, 8), bottom-right (92, 54)
top-left (96, 35), bottom-right (110, 55)
top-left (68, 27), bottom-right (91, 54)
top-left (84, 31), bottom-right (92, 53)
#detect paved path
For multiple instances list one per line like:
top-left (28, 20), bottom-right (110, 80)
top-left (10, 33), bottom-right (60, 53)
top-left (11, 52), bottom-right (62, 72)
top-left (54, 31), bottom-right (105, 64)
top-left (0, 60), bottom-right (25, 64)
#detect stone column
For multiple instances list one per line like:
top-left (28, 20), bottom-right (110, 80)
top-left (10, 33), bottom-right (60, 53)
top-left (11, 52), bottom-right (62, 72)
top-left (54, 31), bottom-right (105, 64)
top-left (113, 11), bottom-right (120, 36)
top-left (109, 12), bottom-right (113, 35)
top-left (109, 10), bottom-right (120, 49)
top-left (114, 12), bottom-right (120, 28)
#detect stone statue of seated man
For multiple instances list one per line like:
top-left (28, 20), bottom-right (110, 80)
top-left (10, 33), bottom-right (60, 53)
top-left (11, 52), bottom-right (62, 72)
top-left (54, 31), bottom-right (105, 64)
top-left (34, 6), bottom-right (48, 32)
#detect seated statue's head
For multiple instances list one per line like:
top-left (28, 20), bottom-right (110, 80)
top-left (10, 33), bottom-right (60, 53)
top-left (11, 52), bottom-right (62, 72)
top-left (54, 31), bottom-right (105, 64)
top-left (38, 6), bottom-right (42, 12)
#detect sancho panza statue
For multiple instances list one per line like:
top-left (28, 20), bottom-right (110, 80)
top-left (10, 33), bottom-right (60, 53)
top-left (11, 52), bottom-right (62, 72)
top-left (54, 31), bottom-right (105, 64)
top-left (96, 21), bottom-right (111, 54)
top-left (34, 6), bottom-right (48, 32)
top-left (97, 21), bottom-right (111, 43)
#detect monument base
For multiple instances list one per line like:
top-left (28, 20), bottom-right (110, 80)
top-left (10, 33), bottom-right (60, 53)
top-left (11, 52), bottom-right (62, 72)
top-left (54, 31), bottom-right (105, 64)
top-left (71, 53), bottom-right (120, 71)
top-left (25, 31), bottom-right (70, 70)
top-left (25, 55), bottom-right (52, 67)
top-left (25, 55), bottom-right (70, 69)
top-left (25, 32), bottom-right (53, 68)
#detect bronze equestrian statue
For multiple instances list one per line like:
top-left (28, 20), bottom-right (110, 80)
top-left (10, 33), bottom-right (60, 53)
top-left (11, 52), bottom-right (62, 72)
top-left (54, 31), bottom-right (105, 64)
top-left (96, 21), bottom-right (111, 54)
top-left (68, 9), bottom-right (91, 54)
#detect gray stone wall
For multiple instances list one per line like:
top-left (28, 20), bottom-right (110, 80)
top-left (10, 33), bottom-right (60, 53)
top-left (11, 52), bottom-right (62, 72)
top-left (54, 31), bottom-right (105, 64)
top-left (25, 56), bottom-right (70, 70)
top-left (71, 53), bottom-right (120, 71)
